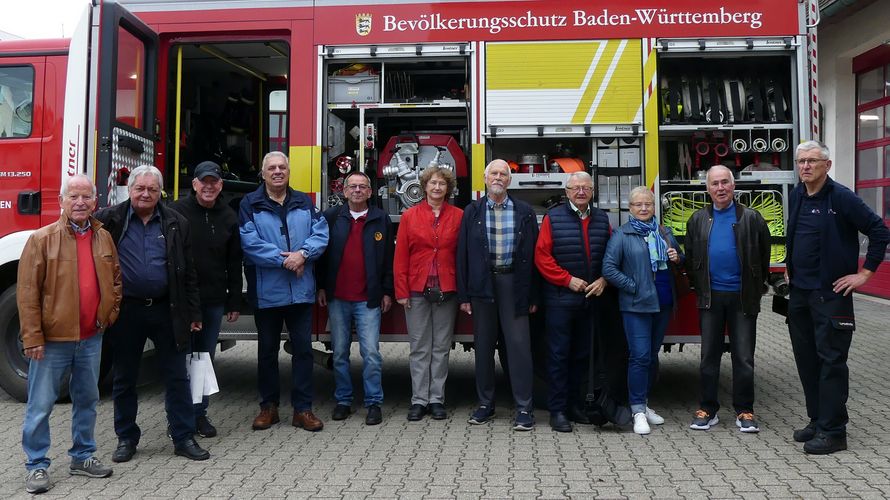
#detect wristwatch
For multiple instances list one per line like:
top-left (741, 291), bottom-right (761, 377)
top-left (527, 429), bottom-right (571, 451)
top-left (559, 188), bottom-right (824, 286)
top-left (299, 249), bottom-right (309, 259)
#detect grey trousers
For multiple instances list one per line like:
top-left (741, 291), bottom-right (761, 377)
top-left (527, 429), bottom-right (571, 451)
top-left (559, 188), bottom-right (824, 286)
top-left (405, 295), bottom-right (458, 405)
top-left (471, 272), bottom-right (533, 412)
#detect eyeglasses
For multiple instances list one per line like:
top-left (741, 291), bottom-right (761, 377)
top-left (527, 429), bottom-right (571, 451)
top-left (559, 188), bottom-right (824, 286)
top-left (796, 158), bottom-right (827, 166)
top-left (346, 184), bottom-right (371, 191)
top-left (629, 202), bottom-right (654, 208)
top-left (565, 186), bottom-right (593, 193)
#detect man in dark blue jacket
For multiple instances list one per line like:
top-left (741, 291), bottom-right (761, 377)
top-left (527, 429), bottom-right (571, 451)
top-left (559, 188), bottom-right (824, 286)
top-left (786, 140), bottom-right (890, 454)
top-left (457, 159), bottom-right (540, 431)
top-left (317, 171), bottom-right (394, 426)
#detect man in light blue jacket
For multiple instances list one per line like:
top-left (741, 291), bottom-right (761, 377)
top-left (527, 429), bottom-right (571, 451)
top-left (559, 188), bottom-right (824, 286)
top-left (240, 151), bottom-right (329, 432)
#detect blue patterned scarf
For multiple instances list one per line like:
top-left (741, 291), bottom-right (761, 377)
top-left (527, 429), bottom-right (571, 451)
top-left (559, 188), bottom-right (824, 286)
top-left (629, 216), bottom-right (668, 272)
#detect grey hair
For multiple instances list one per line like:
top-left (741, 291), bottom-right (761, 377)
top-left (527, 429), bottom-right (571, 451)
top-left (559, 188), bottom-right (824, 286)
top-left (128, 165), bottom-right (163, 190)
top-left (262, 151), bottom-right (289, 169)
top-left (628, 186), bottom-right (655, 203)
top-left (796, 140), bottom-right (830, 160)
top-left (61, 174), bottom-right (97, 197)
top-left (484, 159), bottom-right (511, 179)
top-left (566, 171), bottom-right (593, 187)
top-left (705, 164), bottom-right (735, 186)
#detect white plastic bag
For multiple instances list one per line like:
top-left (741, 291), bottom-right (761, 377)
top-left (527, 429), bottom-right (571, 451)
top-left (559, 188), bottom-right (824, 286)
top-left (188, 352), bottom-right (219, 404)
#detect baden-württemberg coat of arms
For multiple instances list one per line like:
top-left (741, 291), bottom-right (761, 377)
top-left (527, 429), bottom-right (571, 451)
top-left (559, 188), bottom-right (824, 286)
top-left (356, 13), bottom-right (372, 36)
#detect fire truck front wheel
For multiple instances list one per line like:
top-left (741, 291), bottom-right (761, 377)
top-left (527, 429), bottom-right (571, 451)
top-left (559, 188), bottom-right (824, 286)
top-left (0, 285), bottom-right (29, 402)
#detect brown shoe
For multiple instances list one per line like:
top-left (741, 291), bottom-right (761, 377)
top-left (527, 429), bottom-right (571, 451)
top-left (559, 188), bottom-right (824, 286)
top-left (292, 410), bottom-right (324, 432)
top-left (252, 404), bottom-right (280, 430)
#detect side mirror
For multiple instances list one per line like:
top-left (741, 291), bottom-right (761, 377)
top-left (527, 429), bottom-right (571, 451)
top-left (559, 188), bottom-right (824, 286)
top-left (15, 99), bottom-right (32, 123)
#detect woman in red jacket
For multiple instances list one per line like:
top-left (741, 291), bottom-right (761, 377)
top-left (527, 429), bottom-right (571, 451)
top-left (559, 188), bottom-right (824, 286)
top-left (394, 166), bottom-right (463, 422)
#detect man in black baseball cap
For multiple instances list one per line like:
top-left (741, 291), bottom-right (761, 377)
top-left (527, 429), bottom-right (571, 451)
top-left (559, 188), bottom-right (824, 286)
top-left (193, 161), bottom-right (222, 181)
top-left (170, 160), bottom-right (242, 439)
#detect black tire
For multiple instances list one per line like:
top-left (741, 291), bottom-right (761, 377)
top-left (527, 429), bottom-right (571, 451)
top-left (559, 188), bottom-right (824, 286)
top-left (0, 285), bottom-right (74, 403)
top-left (0, 285), bottom-right (29, 402)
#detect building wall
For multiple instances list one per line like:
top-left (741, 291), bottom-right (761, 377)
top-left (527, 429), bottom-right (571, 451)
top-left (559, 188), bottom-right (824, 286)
top-left (819, 0), bottom-right (890, 186)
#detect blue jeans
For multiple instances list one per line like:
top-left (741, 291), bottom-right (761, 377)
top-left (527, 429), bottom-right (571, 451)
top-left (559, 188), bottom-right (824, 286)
top-left (23, 334), bottom-right (103, 471)
top-left (328, 299), bottom-right (383, 407)
top-left (255, 303), bottom-right (314, 411)
top-left (622, 309), bottom-right (671, 414)
top-left (192, 303), bottom-right (224, 417)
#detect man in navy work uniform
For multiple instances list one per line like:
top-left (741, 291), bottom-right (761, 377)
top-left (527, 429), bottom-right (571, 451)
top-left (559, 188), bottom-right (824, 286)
top-left (95, 165), bottom-right (209, 463)
top-left (317, 170), bottom-right (394, 426)
top-left (457, 159), bottom-right (540, 431)
top-left (170, 160), bottom-right (242, 438)
top-left (240, 151), bottom-right (329, 432)
top-left (786, 140), bottom-right (890, 454)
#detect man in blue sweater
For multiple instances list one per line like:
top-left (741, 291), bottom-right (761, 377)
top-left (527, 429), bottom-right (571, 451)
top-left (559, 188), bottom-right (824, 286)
top-left (685, 165), bottom-right (771, 433)
top-left (786, 141), bottom-right (890, 454)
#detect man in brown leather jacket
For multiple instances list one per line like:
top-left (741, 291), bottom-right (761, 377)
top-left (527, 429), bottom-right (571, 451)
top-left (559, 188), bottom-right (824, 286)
top-left (18, 174), bottom-right (121, 494)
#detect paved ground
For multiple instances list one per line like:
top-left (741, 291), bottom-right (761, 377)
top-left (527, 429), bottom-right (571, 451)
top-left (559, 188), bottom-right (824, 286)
top-left (1, 295), bottom-right (890, 499)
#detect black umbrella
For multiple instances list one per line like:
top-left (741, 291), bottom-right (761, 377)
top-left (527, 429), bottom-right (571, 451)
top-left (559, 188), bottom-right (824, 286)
top-left (584, 302), bottom-right (632, 427)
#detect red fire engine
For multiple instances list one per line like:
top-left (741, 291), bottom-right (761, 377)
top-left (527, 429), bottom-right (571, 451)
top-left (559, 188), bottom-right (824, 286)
top-left (0, 0), bottom-right (818, 400)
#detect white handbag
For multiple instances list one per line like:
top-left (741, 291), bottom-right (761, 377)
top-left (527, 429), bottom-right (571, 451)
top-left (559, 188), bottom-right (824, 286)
top-left (188, 352), bottom-right (220, 404)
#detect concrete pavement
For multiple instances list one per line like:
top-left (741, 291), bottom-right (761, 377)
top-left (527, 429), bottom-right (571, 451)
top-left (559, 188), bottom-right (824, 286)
top-left (1, 295), bottom-right (889, 499)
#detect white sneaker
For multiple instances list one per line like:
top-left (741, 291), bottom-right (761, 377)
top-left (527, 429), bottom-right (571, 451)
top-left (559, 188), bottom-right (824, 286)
top-left (633, 412), bottom-right (651, 435)
top-left (645, 407), bottom-right (665, 425)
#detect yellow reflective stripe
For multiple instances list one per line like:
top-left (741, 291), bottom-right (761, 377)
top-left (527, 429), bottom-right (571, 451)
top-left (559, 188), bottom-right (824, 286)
top-left (590, 40), bottom-right (643, 124)
top-left (571, 41), bottom-right (619, 123)
top-left (471, 143), bottom-right (486, 192)
top-left (288, 145), bottom-right (320, 193)
top-left (643, 40), bottom-right (659, 188)
top-left (486, 42), bottom-right (601, 90)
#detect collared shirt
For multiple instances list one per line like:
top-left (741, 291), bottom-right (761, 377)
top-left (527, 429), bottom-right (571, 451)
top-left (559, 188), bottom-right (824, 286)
top-left (118, 206), bottom-right (168, 298)
top-left (568, 200), bottom-right (590, 220)
top-left (70, 218), bottom-right (92, 235)
top-left (486, 195), bottom-right (514, 267)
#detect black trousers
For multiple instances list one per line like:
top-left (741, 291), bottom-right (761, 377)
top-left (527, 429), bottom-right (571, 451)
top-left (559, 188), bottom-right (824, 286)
top-left (110, 300), bottom-right (195, 444)
top-left (788, 288), bottom-right (853, 438)
top-left (698, 291), bottom-right (757, 415)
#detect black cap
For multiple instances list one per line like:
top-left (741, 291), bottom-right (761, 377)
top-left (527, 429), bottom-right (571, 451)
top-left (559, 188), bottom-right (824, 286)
top-left (193, 161), bottom-right (222, 180)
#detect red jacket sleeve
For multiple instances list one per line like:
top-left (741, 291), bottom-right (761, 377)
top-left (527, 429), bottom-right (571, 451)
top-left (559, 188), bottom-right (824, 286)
top-left (534, 215), bottom-right (572, 288)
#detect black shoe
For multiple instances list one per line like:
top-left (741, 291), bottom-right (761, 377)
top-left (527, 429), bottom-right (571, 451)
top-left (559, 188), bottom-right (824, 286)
top-left (549, 412), bottom-right (573, 433)
top-left (366, 405), bottom-right (382, 425)
top-left (803, 432), bottom-right (847, 455)
top-left (111, 440), bottom-right (136, 463)
top-left (429, 403), bottom-right (447, 420)
top-left (196, 416), bottom-right (217, 438)
top-left (174, 437), bottom-right (210, 461)
top-left (407, 404), bottom-right (427, 421)
top-left (793, 421), bottom-right (817, 443)
top-left (332, 404), bottom-right (352, 421)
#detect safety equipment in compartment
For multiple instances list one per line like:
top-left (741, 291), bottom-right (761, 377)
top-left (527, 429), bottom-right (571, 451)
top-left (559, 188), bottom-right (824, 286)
top-left (377, 134), bottom-right (467, 214)
top-left (549, 158), bottom-right (585, 173)
top-left (661, 189), bottom-right (787, 263)
top-left (335, 155), bottom-right (354, 174)
top-left (518, 154), bottom-right (546, 174)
